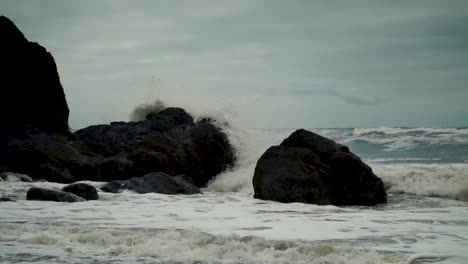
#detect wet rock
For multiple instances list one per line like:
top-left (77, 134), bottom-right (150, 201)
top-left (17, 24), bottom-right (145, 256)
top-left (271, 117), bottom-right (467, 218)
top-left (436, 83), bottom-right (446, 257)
top-left (253, 129), bottom-right (387, 206)
top-left (35, 163), bottom-right (75, 183)
top-left (26, 187), bottom-right (85, 202)
top-left (0, 172), bottom-right (32, 182)
top-left (61, 183), bottom-right (99, 200)
top-left (101, 172), bottom-right (201, 195)
top-left (0, 197), bottom-right (15, 202)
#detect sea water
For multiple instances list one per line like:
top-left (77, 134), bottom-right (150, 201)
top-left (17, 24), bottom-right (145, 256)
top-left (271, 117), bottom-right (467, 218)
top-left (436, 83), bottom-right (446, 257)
top-left (1, 127), bottom-right (468, 264)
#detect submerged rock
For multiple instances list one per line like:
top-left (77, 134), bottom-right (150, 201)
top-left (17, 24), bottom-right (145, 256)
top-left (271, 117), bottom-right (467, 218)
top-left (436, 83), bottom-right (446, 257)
top-left (26, 187), bottom-right (85, 202)
top-left (0, 197), bottom-right (15, 202)
top-left (61, 183), bottom-right (99, 200)
top-left (253, 129), bottom-right (387, 206)
top-left (101, 172), bottom-right (201, 195)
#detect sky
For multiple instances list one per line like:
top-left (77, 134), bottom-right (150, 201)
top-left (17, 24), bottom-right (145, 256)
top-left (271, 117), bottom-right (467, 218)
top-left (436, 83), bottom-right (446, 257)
top-left (2, 0), bottom-right (468, 129)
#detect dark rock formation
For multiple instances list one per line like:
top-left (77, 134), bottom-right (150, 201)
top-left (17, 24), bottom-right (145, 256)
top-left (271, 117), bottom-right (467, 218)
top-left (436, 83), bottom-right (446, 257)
top-left (101, 172), bottom-right (201, 195)
top-left (4, 107), bottom-right (234, 186)
top-left (253, 129), bottom-right (387, 206)
top-left (0, 15), bottom-right (69, 136)
top-left (0, 16), bottom-right (235, 186)
top-left (26, 187), bottom-right (85, 202)
top-left (0, 197), bottom-right (15, 202)
top-left (61, 183), bottom-right (99, 200)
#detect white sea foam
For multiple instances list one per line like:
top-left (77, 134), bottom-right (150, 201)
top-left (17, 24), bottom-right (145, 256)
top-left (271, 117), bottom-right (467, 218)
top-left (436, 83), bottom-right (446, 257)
top-left (373, 163), bottom-right (468, 201)
top-left (1, 181), bottom-right (468, 263)
top-left (0, 227), bottom-right (407, 264)
top-left (208, 128), bottom-right (295, 193)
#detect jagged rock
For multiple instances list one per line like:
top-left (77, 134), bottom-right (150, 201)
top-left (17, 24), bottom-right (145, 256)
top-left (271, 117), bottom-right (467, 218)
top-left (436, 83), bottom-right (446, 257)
top-left (61, 183), bottom-right (99, 200)
top-left (101, 172), bottom-right (201, 195)
top-left (70, 108), bottom-right (234, 186)
top-left (145, 107), bottom-right (195, 131)
top-left (253, 129), bottom-right (387, 206)
top-left (26, 187), bottom-right (85, 202)
top-left (0, 15), bottom-right (69, 136)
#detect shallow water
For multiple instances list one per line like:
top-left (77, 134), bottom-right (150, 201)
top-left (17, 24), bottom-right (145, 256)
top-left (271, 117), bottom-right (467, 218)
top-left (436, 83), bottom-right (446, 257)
top-left (1, 127), bottom-right (468, 263)
top-left (1, 181), bottom-right (467, 264)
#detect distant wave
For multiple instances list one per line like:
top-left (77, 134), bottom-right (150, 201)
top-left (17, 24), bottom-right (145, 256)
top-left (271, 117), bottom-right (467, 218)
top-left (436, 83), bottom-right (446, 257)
top-left (373, 163), bottom-right (468, 202)
top-left (341, 127), bottom-right (468, 152)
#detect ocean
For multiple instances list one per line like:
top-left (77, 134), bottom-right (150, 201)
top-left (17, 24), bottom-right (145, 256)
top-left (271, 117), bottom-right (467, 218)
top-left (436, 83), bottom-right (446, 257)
top-left (1, 127), bottom-right (468, 264)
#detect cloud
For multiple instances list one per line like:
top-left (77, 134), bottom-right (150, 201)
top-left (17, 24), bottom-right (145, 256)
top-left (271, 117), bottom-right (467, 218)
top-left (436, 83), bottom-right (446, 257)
top-left (335, 91), bottom-right (385, 106)
top-left (2, 0), bottom-right (467, 128)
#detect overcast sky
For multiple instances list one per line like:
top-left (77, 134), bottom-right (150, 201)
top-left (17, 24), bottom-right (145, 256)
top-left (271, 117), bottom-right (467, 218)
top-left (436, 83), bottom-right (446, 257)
top-left (3, 1), bottom-right (468, 129)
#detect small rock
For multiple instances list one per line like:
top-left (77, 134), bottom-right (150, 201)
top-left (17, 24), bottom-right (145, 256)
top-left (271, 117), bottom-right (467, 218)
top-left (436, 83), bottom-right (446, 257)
top-left (101, 172), bottom-right (201, 195)
top-left (26, 187), bottom-right (85, 202)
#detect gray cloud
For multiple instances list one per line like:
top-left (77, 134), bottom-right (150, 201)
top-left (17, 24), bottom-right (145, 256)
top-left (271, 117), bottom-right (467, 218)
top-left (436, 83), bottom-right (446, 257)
top-left (2, 0), bottom-right (468, 128)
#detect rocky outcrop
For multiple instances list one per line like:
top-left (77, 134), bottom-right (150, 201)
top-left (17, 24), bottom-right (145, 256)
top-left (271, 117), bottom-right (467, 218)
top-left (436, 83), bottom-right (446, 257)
top-left (26, 187), bottom-right (85, 202)
top-left (0, 16), bottom-right (235, 187)
top-left (101, 172), bottom-right (201, 195)
top-left (253, 129), bottom-right (387, 206)
top-left (4, 107), bottom-right (234, 186)
top-left (0, 15), bottom-right (69, 136)
top-left (61, 183), bottom-right (99, 200)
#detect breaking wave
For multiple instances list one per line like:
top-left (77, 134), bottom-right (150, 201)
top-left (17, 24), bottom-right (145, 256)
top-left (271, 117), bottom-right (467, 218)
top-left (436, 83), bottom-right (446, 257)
top-left (0, 227), bottom-right (406, 264)
top-left (373, 163), bottom-right (468, 202)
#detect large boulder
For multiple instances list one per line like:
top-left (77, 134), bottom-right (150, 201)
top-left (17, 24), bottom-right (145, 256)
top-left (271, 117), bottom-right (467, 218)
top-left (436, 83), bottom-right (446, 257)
top-left (0, 16), bottom-right (69, 136)
top-left (61, 183), bottom-right (99, 200)
top-left (26, 187), bottom-right (85, 202)
top-left (253, 129), bottom-right (387, 206)
top-left (101, 172), bottom-right (201, 195)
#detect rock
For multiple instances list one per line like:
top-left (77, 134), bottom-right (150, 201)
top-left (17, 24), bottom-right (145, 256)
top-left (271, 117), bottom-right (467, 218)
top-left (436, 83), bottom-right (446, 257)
top-left (0, 197), bottom-right (15, 202)
top-left (0, 16), bottom-right (69, 136)
top-left (101, 172), bottom-right (201, 195)
top-left (61, 183), bottom-right (99, 200)
top-left (253, 129), bottom-right (387, 206)
top-left (71, 109), bottom-right (234, 186)
top-left (26, 187), bottom-right (85, 202)
top-left (0, 172), bottom-right (32, 182)
top-left (35, 163), bottom-right (75, 183)
top-left (145, 107), bottom-right (195, 131)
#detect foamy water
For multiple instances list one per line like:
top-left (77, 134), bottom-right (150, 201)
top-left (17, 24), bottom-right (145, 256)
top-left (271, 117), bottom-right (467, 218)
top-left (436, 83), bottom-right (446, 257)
top-left (1, 127), bottom-right (468, 263)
